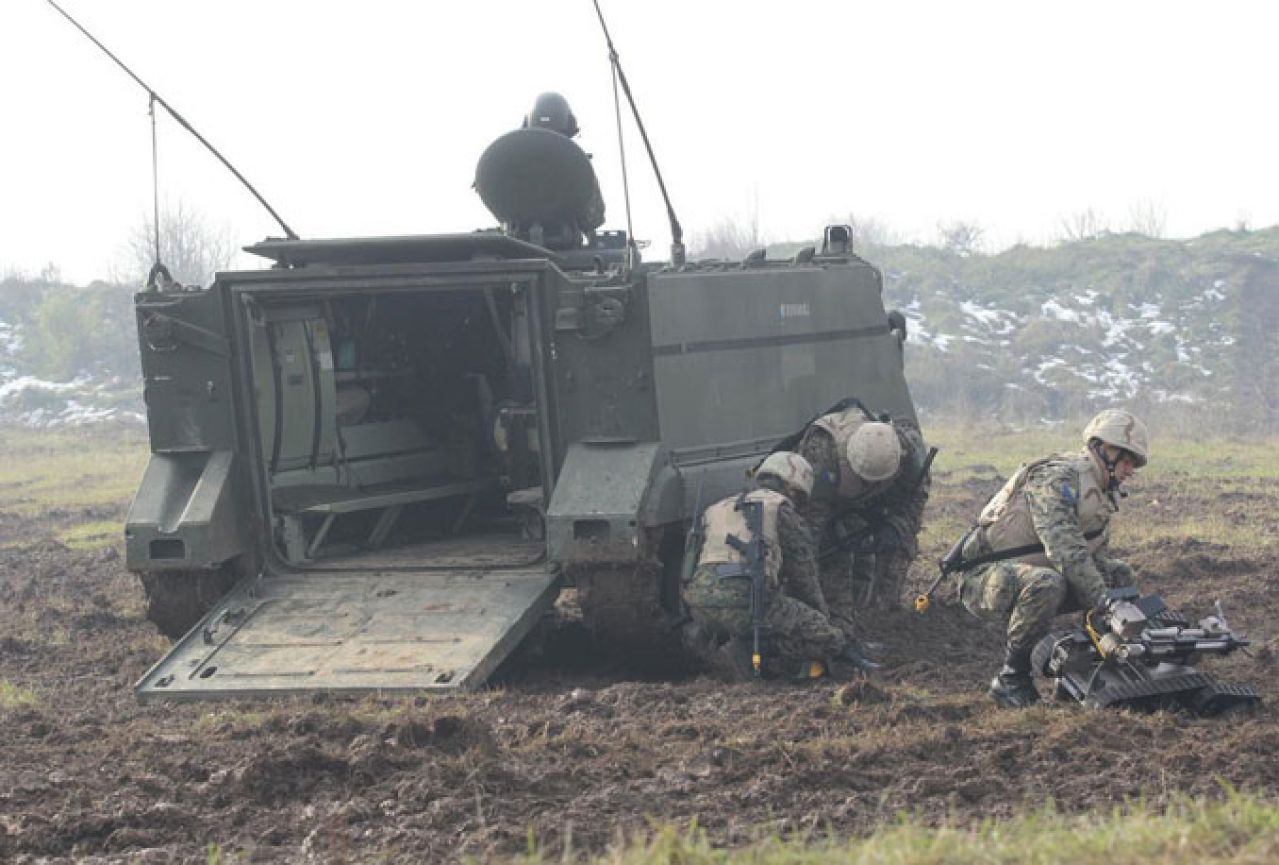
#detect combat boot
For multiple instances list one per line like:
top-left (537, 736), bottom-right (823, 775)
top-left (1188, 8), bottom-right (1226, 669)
top-left (988, 642), bottom-right (1040, 708)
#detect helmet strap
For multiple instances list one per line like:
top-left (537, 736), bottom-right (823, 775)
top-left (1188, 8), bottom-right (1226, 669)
top-left (1089, 440), bottom-right (1126, 503)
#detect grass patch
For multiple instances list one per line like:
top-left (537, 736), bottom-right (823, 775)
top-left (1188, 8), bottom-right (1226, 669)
top-left (925, 423), bottom-right (1279, 482)
top-left (1126, 512), bottom-right (1272, 552)
top-left (512, 792), bottom-right (1279, 864)
top-left (915, 515), bottom-right (970, 556)
top-left (0, 680), bottom-right (38, 711)
top-left (0, 426), bottom-right (147, 516)
top-left (58, 519), bottom-right (124, 550)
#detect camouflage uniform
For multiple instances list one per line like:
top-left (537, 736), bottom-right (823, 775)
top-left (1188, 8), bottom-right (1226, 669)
top-left (799, 415), bottom-right (930, 625)
top-left (957, 449), bottom-right (1134, 650)
top-left (683, 477), bottom-right (846, 667)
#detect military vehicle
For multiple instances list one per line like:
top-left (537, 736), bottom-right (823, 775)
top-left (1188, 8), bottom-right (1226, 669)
top-left (1033, 589), bottom-right (1260, 715)
top-left (127, 92), bottom-right (920, 701)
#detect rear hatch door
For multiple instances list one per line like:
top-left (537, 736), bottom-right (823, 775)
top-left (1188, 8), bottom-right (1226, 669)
top-left (135, 560), bottom-right (558, 702)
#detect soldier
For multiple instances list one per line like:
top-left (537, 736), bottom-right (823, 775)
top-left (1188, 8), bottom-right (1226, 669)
top-left (797, 401), bottom-right (931, 628)
top-left (948, 409), bottom-right (1148, 708)
top-left (682, 451), bottom-right (870, 679)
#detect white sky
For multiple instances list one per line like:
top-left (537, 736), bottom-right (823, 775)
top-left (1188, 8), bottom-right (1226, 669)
top-left (3, 0), bottom-right (1278, 285)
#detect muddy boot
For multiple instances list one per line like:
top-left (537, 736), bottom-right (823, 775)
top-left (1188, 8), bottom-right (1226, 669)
top-left (988, 642), bottom-right (1040, 708)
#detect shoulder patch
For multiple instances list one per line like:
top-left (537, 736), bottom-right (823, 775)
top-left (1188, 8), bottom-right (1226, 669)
top-left (1061, 481), bottom-right (1077, 506)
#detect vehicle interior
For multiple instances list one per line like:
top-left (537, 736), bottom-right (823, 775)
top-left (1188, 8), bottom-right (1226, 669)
top-left (243, 285), bottom-right (547, 569)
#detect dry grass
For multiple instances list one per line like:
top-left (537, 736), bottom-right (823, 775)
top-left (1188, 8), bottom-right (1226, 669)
top-left (0, 425), bottom-right (146, 552)
top-left (926, 422), bottom-right (1279, 482)
top-left (514, 792), bottom-right (1279, 864)
top-left (0, 680), bottom-right (39, 711)
top-left (0, 426), bottom-right (148, 515)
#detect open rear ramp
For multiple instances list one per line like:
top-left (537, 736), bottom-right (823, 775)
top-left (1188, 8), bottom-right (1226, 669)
top-left (135, 564), bottom-right (559, 702)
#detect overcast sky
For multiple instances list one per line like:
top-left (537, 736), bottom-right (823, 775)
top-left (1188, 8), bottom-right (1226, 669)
top-left (4, 1), bottom-right (1278, 285)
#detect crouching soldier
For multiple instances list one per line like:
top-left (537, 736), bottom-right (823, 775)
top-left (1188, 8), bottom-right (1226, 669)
top-left (797, 401), bottom-right (931, 623)
top-left (948, 409), bottom-right (1147, 708)
top-left (683, 452), bottom-right (874, 680)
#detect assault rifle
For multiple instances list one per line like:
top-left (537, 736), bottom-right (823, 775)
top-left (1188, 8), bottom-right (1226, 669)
top-left (1033, 588), bottom-right (1260, 715)
top-left (725, 493), bottom-right (767, 677)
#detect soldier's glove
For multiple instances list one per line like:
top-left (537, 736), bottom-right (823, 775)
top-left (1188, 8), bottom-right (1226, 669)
top-left (1089, 595), bottom-right (1147, 640)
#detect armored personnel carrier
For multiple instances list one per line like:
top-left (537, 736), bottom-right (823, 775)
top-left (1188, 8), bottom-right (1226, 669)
top-left (127, 94), bottom-right (920, 701)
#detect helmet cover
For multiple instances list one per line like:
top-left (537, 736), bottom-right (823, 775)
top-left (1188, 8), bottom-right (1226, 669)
top-left (757, 451), bottom-right (815, 498)
top-left (1082, 409), bottom-right (1149, 467)
top-left (845, 422), bottom-right (902, 483)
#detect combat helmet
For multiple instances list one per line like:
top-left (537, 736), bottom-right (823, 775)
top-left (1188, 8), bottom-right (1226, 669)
top-left (757, 451), bottom-right (814, 499)
top-left (1082, 409), bottom-right (1149, 467)
top-left (846, 422), bottom-right (902, 483)
top-left (523, 92), bottom-right (580, 138)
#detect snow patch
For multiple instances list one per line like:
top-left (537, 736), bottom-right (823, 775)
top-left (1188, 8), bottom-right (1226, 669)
top-left (0, 319), bottom-right (21, 356)
top-left (0, 375), bottom-right (91, 401)
top-left (1041, 299), bottom-right (1081, 323)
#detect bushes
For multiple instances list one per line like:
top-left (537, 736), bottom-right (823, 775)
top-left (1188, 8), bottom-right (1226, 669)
top-left (9, 280), bottom-right (138, 381)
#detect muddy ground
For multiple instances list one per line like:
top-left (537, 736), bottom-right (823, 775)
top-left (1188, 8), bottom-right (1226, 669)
top-left (2, 472), bottom-right (1278, 863)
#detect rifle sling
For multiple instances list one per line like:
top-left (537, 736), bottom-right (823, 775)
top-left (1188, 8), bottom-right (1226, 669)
top-left (951, 525), bottom-right (1106, 573)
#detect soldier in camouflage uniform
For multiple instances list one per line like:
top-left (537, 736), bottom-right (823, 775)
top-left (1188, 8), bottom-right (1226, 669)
top-left (683, 452), bottom-right (864, 679)
top-left (797, 403), bottom-right (930, 628)
top-left (950, 409), bottom-right (1149, 708)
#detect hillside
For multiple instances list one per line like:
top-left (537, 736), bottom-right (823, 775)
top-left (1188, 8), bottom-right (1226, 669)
top-left (3, 227), bottom-right (1279, 430)
top-left (870, 227), bottom-right (1279, 431)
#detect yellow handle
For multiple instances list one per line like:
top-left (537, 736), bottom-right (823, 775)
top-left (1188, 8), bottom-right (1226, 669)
top-left (915, 594), bottom-right (931, 613)
top-left (1085, 610), bottom-right (1105, 654)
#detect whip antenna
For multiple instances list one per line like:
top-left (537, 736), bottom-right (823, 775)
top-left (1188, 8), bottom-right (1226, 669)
top-left (609, 60), bottom-right (636, 275)
top-left (149, 95), bottom-right (161, 264)
top-left (591, 0), bottom-right (685, 266)
top-left (45, 0), bottom-right (299, 241)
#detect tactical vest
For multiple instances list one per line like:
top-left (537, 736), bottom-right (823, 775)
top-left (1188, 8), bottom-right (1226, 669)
top-left (962, 450), bottom-right (1114, 569)
top-left (809, 411), bottom-right (895, 501)
top-left (697, 488), bottom-right (785, 582)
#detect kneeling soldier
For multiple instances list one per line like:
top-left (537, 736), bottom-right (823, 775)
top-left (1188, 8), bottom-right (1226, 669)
top-left (683, 451), bottom-right (872, 679)
top-left (948, 409), bottom-right (1147, 708)
top-left (797, 402), bottom-right (931, 619)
